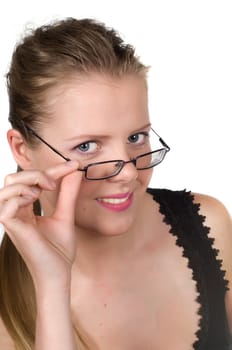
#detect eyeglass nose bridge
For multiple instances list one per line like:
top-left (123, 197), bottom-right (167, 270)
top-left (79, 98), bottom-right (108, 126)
top-left (113, 157), bottom-right (138, 176)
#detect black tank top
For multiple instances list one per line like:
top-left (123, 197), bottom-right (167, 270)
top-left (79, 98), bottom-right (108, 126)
top-left (147, 188), bottom-right (232, 350)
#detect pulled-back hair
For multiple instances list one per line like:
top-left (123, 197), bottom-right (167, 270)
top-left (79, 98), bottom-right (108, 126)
top-left (8, 17), bottom-right (148, 142)
top-left (0, 17), bottom-right (148, 350)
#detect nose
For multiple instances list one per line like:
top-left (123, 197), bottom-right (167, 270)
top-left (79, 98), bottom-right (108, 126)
top-left (109, 158), bottom-right (138, 183)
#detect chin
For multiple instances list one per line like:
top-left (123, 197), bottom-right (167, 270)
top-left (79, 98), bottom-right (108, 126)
top-left (100, 221), bottom-right (133, 237)
top-left (76, 213), bottom-right (135, 238)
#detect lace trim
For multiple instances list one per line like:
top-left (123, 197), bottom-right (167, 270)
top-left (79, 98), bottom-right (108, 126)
top-left (147, 188), bottom-right (230, 350)
top-left (188, 191), bottom-right (229, 349)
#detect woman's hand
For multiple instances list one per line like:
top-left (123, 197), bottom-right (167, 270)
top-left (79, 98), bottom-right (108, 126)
top-left (0, 160), bottom-right (81, 349)
top-left (0, 160), bottom-right (81, 292)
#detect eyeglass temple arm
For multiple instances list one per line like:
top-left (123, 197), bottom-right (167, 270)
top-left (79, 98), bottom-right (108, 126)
top-left (18, 122), bottom-right (86, 173)
top-left (151, 128), bottom-right (170, 151)
top-left (22, 123), bottom-right (71, 162)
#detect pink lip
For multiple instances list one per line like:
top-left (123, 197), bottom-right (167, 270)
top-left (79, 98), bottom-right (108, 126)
top-left (96, 192), bottom-right (133, 212)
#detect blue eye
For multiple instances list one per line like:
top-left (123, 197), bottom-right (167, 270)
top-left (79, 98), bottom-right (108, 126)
top-left (76, 141), bottom-right (98, 154)
top-left (128, 132), bottom-right (148, 145)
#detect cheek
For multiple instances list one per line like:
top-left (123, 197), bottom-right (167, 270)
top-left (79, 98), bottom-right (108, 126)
top-left (73, 179), bottom-right (98, 211)
top-left (139, 168), bottom-right (153, 187)
top-left (77, 177), bottom-right (99, 196)
top-left (73, 183), bottom-right (98, 229)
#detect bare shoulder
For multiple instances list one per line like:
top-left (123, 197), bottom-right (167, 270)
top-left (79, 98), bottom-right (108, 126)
top-left (0, 317), bottom-right (15, 349)
top-left (192, 192), bottom-right (232, 331)
top-left (192, 192), bottom-right (232, 256)
top-left (193, 192), bottom-right (231, 228)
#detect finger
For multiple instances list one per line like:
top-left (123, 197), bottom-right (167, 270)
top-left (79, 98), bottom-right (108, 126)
top-left (4, 161), bottom-right (79, 192)
top-left (45, 160), bottom-right (79, 181)
top-left (0, 195), bottom-right (35, 224)
top-left (4, 170), bottom-right (56, 190)
top-left (0, 183), bottom-right (41, 203)
top-left (53, 166), bottom-right (82, 222)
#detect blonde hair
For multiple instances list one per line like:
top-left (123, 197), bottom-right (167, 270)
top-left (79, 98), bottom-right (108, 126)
top-left (0, 17), bottom-right (148, 349)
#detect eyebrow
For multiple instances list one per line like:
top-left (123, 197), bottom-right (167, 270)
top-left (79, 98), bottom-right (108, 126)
top-left (64, 123), bottom-right (152, 142)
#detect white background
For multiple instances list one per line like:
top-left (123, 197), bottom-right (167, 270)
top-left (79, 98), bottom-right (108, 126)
top-left (0, 0), bottom-right (231, 240)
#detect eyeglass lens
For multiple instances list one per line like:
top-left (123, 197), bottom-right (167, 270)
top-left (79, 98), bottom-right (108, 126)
top-left (86, 149), bottom-right (167, 179)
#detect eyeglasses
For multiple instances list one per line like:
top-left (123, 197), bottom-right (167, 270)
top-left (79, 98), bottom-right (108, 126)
top-left (23, 123), bottom-right (170, 180)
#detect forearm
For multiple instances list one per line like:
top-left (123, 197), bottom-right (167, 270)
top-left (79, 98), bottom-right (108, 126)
top-left (35, 284), bottom-right (76, 350)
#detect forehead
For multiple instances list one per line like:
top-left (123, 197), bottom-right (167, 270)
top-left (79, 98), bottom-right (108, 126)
top-left (44, 73), bottom-right (149, 135)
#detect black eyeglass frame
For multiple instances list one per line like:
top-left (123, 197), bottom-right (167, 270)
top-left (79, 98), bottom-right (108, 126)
top-left (23, 123), bottom-right (170, 180)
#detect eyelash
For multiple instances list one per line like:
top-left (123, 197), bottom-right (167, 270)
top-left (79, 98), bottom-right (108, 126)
top-left (127, 132), bottom-right (149, 145)
top-left (73, 131), bottom-right (150, 156)
top-left (74, 141), bottom-right (99, 155)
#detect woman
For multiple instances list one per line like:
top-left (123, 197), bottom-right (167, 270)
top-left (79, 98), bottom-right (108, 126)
top-left (0, 17), bottom-right (231, 350)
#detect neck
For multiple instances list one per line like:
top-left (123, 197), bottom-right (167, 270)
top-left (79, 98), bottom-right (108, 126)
top-left (73, 219), bottom-right (139, 277)
top-left (72, 194), bottom-right (153, 278)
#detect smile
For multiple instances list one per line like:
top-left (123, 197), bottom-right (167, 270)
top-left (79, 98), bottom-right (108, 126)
top-left (97, 196), bottom-right (130, 204)
top-left (96, 193), bottom-right (133, 212)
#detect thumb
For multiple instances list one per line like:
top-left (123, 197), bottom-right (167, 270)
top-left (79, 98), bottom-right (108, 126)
top-left (53, 168), bottom-right (82, 223)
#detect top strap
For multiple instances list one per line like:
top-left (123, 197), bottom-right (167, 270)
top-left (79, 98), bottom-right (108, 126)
top-left (147, 188), bottom-right (230, 350)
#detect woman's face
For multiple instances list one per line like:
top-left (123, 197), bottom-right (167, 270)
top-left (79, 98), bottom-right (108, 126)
top-left (29, 74), bottom-right (153, 237)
